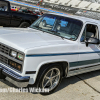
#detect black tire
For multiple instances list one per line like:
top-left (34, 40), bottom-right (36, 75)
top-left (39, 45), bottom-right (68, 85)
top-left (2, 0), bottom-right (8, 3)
top-left (19, 22), bottom-right (30, 28)
top-left (38, 64), bottom-right (63, 95)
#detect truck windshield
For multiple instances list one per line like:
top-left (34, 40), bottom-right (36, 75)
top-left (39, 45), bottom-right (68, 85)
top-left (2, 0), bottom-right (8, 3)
top-left (30, 14), bottom-right (83, 41)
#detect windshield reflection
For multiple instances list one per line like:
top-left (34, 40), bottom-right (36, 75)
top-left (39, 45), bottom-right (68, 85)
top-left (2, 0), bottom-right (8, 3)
top-left (30, 14), bottom-right (83, 41)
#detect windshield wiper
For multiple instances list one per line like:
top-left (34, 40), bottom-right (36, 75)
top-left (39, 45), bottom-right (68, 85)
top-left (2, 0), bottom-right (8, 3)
top-left (33, 26), bottom-right (42, 29)
top-left (48, 30), bottom-right (59, 35)
top-left (32, 26), bottom-right (46, 32)
top-left (48, 30), bottom-right (64, 39)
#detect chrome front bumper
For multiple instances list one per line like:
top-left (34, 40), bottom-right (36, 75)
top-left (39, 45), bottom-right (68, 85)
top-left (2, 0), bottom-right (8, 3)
top-left (0, 64), bottom-right (30, 87)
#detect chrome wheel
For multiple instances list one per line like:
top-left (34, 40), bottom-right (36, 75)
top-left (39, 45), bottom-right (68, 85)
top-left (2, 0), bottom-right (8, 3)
top-left (42, 68), bottom-right (61, 91)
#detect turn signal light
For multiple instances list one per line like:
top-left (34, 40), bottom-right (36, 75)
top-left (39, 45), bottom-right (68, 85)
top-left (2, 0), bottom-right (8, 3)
top-left (8, 60), bottom-right (22, 71)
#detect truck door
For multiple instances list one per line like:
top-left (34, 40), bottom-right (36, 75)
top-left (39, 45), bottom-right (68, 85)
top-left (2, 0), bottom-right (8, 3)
top-left (78, 23), bottom-right (100, 68)
top-left (0, 1), bottom-right (11, 26)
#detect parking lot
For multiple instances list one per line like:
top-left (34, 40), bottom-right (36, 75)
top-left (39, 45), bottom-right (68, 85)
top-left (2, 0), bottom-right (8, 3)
top-left (0, 70), bottom-right (99, 100)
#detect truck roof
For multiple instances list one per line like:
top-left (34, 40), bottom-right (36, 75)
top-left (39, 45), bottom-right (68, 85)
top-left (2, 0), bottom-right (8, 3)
top-left (49, 12), bottom-right (100, 25)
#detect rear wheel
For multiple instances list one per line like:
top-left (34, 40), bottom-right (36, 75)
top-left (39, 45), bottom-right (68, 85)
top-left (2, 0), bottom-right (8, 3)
top-left (19, 22), bottom-right (30, 28)
top-left (38, 64), bottom-right (63, 95)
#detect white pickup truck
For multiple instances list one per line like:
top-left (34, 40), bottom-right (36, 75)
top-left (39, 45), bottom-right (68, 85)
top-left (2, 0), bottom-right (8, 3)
top-left (0, 13), bottom-right (100, 94)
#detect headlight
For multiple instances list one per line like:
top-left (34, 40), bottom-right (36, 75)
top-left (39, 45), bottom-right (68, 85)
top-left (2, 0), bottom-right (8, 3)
top-left (11, 51), bottom-right (17, 58)
top-left (17, 53), bottom-right (24, 61)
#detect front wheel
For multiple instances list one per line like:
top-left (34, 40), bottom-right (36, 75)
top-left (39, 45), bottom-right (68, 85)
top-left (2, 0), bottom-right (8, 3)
top-left (38, 64), bottom-right (63, 95)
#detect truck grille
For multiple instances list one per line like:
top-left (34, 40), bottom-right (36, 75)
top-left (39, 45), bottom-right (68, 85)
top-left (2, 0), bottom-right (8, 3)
top-left (0, 43), bottom-right (23, 72)
top-left (0, 54), bottom-right (8, 65)
top-left (0, 43), bottom-right (10, 55)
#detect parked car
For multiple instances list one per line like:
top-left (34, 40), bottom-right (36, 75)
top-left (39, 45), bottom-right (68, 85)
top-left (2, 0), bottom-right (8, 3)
top-left (0, 0), bottom-right (38, 27)
top-left (34, 9), bottom-right (43, 15)
top-left (0, 13), bottom-right (100, 94)
top-left (18, 9), bottom-right (28, 13)
top-left (18, 8), bottom-right (43, 16)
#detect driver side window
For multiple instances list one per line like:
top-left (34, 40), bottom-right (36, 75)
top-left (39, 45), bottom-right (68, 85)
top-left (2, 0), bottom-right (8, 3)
top-left (80, 24), bottom-right (99, 42)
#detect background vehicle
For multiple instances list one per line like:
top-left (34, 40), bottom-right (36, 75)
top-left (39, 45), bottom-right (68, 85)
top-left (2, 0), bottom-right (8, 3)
top-left (18, 8), bottom-right (43, 16)
top-left (0, 0), bottom-right (38, 28)
top-left (11, 6), bottom-right (18, 11)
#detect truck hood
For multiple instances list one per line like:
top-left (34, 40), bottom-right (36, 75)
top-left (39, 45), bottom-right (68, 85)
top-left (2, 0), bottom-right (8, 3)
top-left (0, 28), bottom-right (73, 52)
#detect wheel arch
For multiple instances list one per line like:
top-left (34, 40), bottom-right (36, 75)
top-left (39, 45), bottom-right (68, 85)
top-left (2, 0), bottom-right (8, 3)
top-left (34, 60), bottom-right (69, 86)
top-left (19, 20), bottom-right (32, 26)
top-left (41, 61), bottom-right (68, 75)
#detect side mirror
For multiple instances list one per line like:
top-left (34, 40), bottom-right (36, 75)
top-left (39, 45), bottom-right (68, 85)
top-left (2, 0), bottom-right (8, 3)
top-left (85, 37), bottom-right (99, 47)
